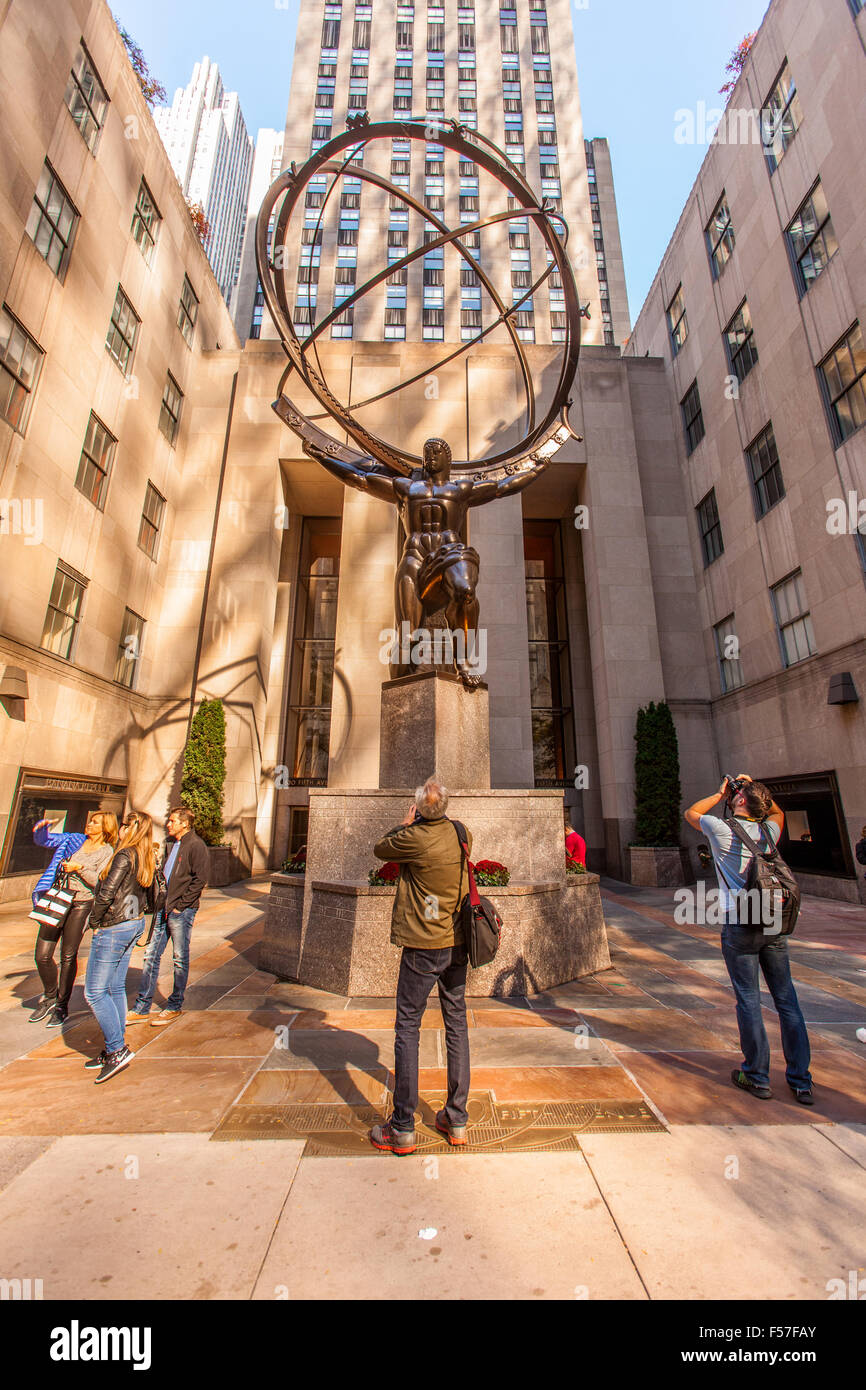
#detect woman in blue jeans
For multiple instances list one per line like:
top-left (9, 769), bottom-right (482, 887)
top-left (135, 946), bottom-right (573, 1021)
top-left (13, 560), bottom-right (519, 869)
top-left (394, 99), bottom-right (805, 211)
top-left (84, 812), bottom-right (156, 1085)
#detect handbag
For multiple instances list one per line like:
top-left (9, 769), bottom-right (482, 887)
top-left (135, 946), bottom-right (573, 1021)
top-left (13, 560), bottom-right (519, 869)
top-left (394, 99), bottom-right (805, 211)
top-left (29, 869), bottom-right (76, 930)
top-left (451, 821), bottom-right (503, 969)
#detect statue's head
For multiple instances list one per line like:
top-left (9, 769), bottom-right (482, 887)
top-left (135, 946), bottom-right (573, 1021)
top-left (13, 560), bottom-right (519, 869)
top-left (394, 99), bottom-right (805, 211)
top-left (422, 438), bottom-right (452, 480)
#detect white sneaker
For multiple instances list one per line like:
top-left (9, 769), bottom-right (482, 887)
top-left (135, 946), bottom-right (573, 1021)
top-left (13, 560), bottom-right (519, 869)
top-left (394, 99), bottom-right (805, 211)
top-left (856, 1028), bottom-right (866, 1045)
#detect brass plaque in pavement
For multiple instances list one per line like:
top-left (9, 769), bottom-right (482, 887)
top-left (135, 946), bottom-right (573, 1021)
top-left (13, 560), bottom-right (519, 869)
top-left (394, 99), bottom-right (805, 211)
top-left (211, 1093), bottom-right (665, 1154)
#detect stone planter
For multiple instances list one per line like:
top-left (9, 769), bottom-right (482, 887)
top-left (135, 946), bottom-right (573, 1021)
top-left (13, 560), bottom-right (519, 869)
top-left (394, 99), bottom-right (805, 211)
top-left (208, 844), bottom-right (244, 888)
top-left (628, 845), bottom-right (692, 888)
top-left (262, 872), bottom-right (610, 997)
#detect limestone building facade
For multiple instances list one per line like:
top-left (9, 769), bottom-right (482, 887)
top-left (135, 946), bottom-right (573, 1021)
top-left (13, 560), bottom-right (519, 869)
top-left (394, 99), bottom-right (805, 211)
top-left (0, 0), bottom-right (863, 908)
top-left (626, 0), bottom-right (866, 901)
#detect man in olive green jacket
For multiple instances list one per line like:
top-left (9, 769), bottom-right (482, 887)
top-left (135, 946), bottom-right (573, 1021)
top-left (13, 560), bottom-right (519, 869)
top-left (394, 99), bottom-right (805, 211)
top-left (370, 776), bottom-right (472, 1155)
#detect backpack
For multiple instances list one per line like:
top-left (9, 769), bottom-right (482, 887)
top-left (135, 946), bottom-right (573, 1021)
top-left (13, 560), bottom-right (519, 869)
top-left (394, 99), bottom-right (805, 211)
top-left (725, 819), bottom-right (801, 936)
top-left (451, 820), bottom-right (503, 968)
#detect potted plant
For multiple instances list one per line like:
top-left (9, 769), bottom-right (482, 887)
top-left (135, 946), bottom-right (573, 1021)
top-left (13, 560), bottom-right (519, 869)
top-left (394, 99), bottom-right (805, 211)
top-left (281, 847), bottom-right (306, 875)
top-left (629, 700), bottom-right (691, 887)
top-left (473, 859), bottom-right (510, 887)
top-left (368, 861), bottom-right (400, 886)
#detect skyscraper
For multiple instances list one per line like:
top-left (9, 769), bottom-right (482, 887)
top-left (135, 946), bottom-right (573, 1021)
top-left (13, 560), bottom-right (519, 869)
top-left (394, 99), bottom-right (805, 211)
top-left (232, 128), bottom-right (285, 340)
top-left (154, 57), bottom-right (254, 304)
top-left (269, 0), bottom-right (629, 348)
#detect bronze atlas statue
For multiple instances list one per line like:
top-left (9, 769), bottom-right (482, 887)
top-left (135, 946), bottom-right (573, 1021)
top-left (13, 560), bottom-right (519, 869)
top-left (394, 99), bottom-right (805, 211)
top-left (256, 117), bottom-right (583, 685)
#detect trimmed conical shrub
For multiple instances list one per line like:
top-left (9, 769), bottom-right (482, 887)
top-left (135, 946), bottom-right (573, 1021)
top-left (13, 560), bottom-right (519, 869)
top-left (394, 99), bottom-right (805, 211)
top-left (633, 700), bottom-right (682, 846)
top-left (180, 699), bottom-right (226, 846)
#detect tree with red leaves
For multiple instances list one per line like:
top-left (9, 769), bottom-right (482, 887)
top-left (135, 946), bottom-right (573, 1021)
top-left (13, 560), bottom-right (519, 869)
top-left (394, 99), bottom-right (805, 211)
top-left (114, 17), bottom-right (167, 107)
top-left (720, 32), bottom-right (757, 98)
top-left (186, 200), bottom-right (211, 245)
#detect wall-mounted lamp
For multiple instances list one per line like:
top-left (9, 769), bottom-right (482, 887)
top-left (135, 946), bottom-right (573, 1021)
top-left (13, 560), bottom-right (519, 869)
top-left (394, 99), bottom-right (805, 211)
top-left (0, 665), bottom-right (28, 721)
top-left (827, 672), bottom-right (859, 705)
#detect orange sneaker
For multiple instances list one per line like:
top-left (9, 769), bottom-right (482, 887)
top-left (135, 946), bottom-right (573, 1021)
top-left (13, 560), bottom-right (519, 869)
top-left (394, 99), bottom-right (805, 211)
top-left (434, 1109), bottom-right (468, 1145)
top-left (150, 1009), bottom-right (182, 1027)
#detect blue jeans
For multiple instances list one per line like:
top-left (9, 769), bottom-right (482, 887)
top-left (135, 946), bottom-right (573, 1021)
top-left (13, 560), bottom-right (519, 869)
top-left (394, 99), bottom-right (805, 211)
top-left (132, 906), bottom-right (197, 1014)
top-left (84, 918), bottom-right (143, 1054)
top-left (721, 923), bottom-right (812, 1091)
top-left (392, 945), bottom-right (470, 1132)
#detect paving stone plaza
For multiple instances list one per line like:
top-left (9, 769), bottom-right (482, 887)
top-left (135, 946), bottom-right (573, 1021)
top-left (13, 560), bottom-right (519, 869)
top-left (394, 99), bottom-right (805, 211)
top-left (0, 878), bottom-right (863, 1304)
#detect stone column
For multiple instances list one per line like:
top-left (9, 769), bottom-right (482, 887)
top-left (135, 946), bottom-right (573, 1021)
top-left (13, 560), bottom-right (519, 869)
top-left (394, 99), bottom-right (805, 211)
top-left (578, 350), bottom-right (667, 877)
top-left (327, 488), bottom-right (397, 788)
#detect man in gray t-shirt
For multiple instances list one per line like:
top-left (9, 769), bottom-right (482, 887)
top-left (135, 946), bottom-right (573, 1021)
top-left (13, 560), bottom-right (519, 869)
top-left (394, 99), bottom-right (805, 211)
top-left (685, 774), bottom-right (812, 1106)
top-left (698, 813), bottom-right (781, 921)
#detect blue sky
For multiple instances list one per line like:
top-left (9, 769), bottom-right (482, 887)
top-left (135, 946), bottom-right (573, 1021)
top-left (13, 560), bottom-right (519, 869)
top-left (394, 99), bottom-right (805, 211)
top-left (112, 0), bottom-right (768, 319)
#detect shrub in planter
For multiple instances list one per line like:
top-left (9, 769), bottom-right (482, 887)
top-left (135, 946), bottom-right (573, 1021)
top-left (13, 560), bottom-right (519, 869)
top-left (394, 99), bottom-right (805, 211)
top-left (633, 700), bottom-right (682, 847)
top-left (566, 859), bottom-right (587, 875)
top-left (369, 861), bottom-right (400, 886)
top-left (474, 860), bottom-right (510, 887)
top-left (180, 698), bottom-right (226, 847)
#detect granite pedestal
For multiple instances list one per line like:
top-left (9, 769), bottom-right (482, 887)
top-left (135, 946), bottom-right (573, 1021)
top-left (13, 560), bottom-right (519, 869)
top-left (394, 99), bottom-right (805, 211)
top-left (260, 674), bottom-right (612, 995)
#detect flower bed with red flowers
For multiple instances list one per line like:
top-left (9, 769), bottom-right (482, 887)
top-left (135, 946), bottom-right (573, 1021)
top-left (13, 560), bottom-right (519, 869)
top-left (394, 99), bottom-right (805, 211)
top-left (473, 859), bottom-right (510, 887)
top-left (566, 858), bottom-right (586, 875)
top-left (368, 861), bottom-right (400, 886)
top-left (281, 848), bottom-right (307, 875)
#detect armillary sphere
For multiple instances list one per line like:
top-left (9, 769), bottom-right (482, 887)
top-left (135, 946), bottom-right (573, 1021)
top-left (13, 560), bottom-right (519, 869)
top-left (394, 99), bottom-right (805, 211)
top-left (256, 116), bottom-right (583, 481)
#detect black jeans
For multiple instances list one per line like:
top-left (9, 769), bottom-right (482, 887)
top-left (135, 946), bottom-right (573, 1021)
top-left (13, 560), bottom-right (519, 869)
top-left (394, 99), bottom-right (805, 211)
top-left (392, 944), bottom-right (470, 1132)
top-left (34, 901), bottom-right (92, 1008)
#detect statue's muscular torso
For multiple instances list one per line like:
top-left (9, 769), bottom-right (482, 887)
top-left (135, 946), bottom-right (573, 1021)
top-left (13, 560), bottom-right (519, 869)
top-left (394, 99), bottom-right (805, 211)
top-left (394, 475), bottom-right (475, 558)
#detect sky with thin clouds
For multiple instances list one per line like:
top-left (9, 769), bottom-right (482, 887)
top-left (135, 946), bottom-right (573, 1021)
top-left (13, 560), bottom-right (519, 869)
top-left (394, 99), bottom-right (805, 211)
top-left (112, 0), bottom-right (768, 322)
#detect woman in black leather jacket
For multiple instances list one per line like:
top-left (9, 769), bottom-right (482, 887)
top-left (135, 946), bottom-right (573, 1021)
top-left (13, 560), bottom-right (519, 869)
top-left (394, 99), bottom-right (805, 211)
top-left (84, 811), bottom-right (157, 1084)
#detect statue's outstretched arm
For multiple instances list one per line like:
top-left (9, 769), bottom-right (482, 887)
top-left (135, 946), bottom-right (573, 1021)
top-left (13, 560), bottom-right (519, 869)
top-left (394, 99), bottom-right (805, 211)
top-left (302, 440), bottom-right (396, 502)
top-left (494, 457), bottom-right (550, 499)
top-left (467, 457), bottom-right (550, 506)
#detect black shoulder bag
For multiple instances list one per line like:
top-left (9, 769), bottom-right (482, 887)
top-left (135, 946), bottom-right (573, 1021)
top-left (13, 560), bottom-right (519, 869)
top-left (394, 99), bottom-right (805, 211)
top-left (451, 820), bottom-right (503, 968)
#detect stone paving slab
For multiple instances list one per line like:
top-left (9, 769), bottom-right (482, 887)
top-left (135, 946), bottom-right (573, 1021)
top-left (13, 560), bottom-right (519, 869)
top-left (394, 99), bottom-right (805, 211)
top-left (580, 1124), bottom-right (866, 1300)
top-left (0, 1134), bottom-right (302, 1300)
top-left (251, 1152), bottom-right (648, 1300)
top-left (0, 1057), bottom-right (259, 1135)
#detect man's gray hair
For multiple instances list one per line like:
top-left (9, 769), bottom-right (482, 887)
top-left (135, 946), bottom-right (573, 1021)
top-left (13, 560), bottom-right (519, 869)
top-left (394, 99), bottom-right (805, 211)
top-left (415, 777), bottom-right (449, 820)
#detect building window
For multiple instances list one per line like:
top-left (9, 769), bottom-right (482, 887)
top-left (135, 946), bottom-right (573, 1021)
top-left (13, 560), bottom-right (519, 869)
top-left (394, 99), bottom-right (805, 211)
top-left (772, 570), bottom-right (816, 667)
top-left (713, 615), bottom-right (744, 693)
top-left (819, 324), bottom-right (866, 445)
top-left (41, 562), bottom-right (87, 660)
top-left (288, 518), bottom-right (341, 783)
top-left (427, 22), bottom-right (445, 50)
top-left (530, 25), bottom-right (549, 54)
top-left (500, 24), bottom-right (518, 53)
top-left (725, 300), bottom-right (758, 384)
top-left (396, 20), bottom-right (413, 47)
top-left (706, 193), bottom-right (734, 278)
top-left (158, 372), bottom-right (183, 446)
top-left (177, 275), bottom-right (198, 346)
top-left (138, 482), bottom-right (166, 561)
top-left (75, 412), bottom-right (116, 509)
top-left (666, 285), bottom-right (688, 356)
top-left (26, 162), bottom-right (79, 280)
top-left (787, 182), bottom-right (838, 295)
top-left (353, 19), bottom-right (370, 46)
top-left (761, 61), bottom-right (802, 172)
top-left (697, 489), bottom-right (723, 566)
top-left (64, 41), bottom-right (108, 153)
top-left (105, 286), bottom-right (139, 375)
top-left (747, 424), bottom-right (785, 517)
top-left (680, 380), bottom-right (704, 455)
top-left (114, 608), bottom-right (144, 689)
top-left (131, 179), bottom-right (161, 265)
top-left (321, 18), bottom-right (341, 46)
top-left (524, 521), bottom-right (575, 786)
top-left (0, 306), bottom-right (44, 435)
